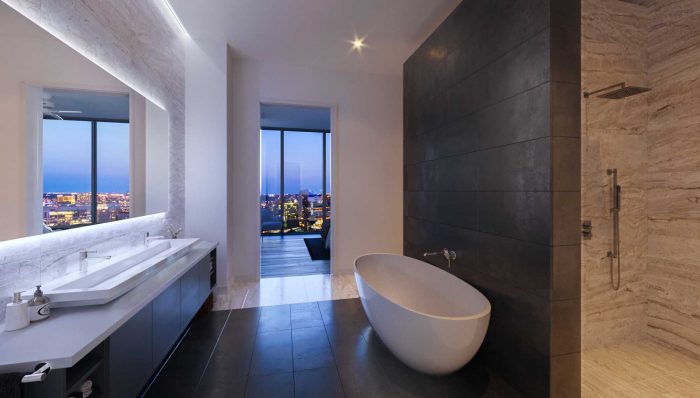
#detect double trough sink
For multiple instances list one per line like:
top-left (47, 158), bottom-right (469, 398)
top-left (22, 238), bottom-right (199, 307)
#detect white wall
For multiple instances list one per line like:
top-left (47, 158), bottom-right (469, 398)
top-left (229, 58), bottom-right (403, 280)
top-left (145, 101), bottom-right (170, 215)
top-left (185, 39), bottom-right (230, 285)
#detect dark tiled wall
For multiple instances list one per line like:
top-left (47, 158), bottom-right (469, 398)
top-left (403, 1), bottom-right (581, 396)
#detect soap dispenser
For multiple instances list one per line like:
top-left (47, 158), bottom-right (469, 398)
top-left (4, 292), bottom-right (29, 332)
top-left (28, 285), bottom-right (50, 322)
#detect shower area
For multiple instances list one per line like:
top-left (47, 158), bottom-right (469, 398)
top-left (581, 0), bottom-right (700, 395)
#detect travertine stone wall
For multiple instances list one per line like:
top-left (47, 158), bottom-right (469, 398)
top-left (646, 0), bottom-right (700, 358)
top-left (582, 0), bottom-right (650, 350)
top-left (583, 0), bottom-right (700, 358)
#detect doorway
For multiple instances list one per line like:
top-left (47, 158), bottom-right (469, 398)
top-left (259, 104), bottom-right (332, 278)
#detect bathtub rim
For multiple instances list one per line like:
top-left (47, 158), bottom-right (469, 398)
top-left (354, 253), bottom-right (492, 322)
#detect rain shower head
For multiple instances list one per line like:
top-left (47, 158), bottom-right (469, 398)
top-left (583, 82), bottom-right (651, 99)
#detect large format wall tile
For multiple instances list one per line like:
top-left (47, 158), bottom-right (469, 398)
top-left (581, 0), bottom-right (649, 350)
top-left (404, 0), bottom-right (580, 395)
top-left (583, 0), bottom-right (700, 361)
top-left (646, 0), bottom-right (700, 358)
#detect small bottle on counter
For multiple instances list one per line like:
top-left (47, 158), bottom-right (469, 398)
top-left (28, 285), bottom-right (50, 322)
top-left (4, 292), bottom-right (29, 331)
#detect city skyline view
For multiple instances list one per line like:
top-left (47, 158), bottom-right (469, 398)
top-left (42, 119), bottom-right (130, 229)
top-left (260, 129), bottom-right (331, 234)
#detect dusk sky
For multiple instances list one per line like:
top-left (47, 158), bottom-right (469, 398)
top-left (260, 130), bottom-right (330, 195)
top-left (43, 119), bottom-right (130, 194)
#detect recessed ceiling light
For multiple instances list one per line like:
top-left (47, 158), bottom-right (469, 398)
top-left (349, 36), bottom-right (367, 52)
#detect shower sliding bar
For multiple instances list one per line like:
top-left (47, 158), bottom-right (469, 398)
top-left (607, 168), bottom-right (621, 290)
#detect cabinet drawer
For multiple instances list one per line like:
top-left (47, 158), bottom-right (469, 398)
top-left (109, 303), bottom-right (153, 398)
top-left (153, 280), bottom-right (181, 366)
top-left (180, 265), bottom-right (199, 331)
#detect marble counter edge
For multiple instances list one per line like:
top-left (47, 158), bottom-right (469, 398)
top-left (0, 240), bottom-right (217, 374)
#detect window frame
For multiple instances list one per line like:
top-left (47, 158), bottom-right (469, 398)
top-left (42, 115), bottom-right (130, 229)
top-left (260, 126), bottom-right (331, 236)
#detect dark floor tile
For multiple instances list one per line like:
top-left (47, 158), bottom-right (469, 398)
top-left (291, 302), bottom-right (324, 329)
top-left (292, 326), bottom-right (329, 348)
top-left (256, 328), bottom-right (292, 349)
top-left (362, 329), bottom-right (517, 398)
top-left (203, 309), bottom-right (259, 384)
top-left (144, 310), bottom-right (231, 398)
top-left (245, 372), bottom-right (294, 398)
top-left (324, 321), bottom-right (371, 353)
top-left (199, 331), bottom-right (256, 385)
top-left (328, 330), bottom-right (368, 366)
top-left (294, 367), bottom-right (345, 398)
top-left (258, 304), bottom-right (291, 333)
top-left (228, 306), bottom-right (261, 334)
top-left (250, 330), bottom-right (293, 376)
top-left (294, 345), bottom-right (335, 371)
top-left (337, 359), bottom-right (397, 398)
top-left (317, 299), bottom-right (366, 326)
top-left (193, 378), bottom-right (246, 397)
top-left (150, 299), bottom-right (522, 398)
top-left (292, 327), bottom-right (334, 370)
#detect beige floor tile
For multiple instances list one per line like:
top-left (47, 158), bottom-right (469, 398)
top-left (217, 273), bottom-right (359, 309)
top-left (583, 340), bottom-right (700, 397)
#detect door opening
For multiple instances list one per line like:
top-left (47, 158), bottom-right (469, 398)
top-left (259, 104), bottom-right (332, 278)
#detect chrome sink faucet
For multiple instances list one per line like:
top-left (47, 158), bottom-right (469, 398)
top-left (79, 250), bottom-right (112, 273)
top-left (144, 232), bottom-right (166, 246)
top-left (423, 248), bottom-right (457, 268)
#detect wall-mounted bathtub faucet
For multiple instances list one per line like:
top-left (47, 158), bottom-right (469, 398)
top-left (423, 248), bottom-right (457, 268)
top-left (79, 250), bottom-right (112, 273)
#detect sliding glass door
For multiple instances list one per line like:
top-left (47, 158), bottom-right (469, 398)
top-left (260, 128), bottom-right (330, 235)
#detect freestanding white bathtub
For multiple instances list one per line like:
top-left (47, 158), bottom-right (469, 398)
top-left (354, 253), bottom-right (491, 375)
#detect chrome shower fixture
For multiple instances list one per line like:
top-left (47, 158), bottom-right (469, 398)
top-left (583, 82), bottom-right (651, 99)
top-left (607, 169), bottom-right (621, 290)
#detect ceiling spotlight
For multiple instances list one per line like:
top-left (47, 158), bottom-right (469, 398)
top-left (350, 36), bottom-right (367, 52)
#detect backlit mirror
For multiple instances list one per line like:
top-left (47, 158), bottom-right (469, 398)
top-left (0, 2), bottom-right (169, 241)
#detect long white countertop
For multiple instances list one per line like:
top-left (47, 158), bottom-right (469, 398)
top-left (0, 240), bottom-right (217, 374)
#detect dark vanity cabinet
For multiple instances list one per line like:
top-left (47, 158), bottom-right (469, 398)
top-left (108, 249), bottom-right (216, 397)
top-left (153, 280), bottom-right (182, 365)
top-left (22, 248), bottom-right (216, 398)
top-left (109, 303), bottom-right (154, 398)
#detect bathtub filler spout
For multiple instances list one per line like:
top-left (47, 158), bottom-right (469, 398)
top-left (423, 248), bottom-right (457, 267)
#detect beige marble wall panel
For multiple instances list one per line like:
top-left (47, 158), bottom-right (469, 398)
top-left (646, 0), bottom-right (700, 358)
top-left (582, 0), bottom-right (650, 350)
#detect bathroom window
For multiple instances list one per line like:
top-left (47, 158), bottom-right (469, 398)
top-left (260, 128), bottom-right (330, 235)
top-left (42, 118), bottom-right (130, 230)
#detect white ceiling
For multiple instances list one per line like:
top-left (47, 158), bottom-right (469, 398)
top-left (170, 0), bottom-right (461, 76)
